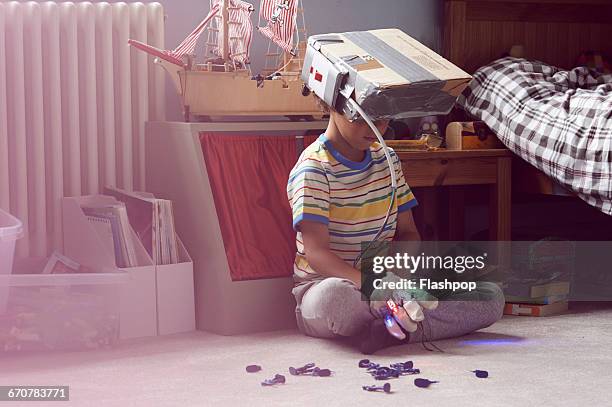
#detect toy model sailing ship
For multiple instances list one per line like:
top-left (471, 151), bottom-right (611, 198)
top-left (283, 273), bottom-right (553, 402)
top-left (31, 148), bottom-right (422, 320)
top-left (129, 0), bottom-right (320, 121)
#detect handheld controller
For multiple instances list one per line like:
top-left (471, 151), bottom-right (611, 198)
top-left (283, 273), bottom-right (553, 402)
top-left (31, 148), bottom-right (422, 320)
top-left (386, 299), bottom-right (416, 333)
top-left (383, 313), bottom-right (406, 340)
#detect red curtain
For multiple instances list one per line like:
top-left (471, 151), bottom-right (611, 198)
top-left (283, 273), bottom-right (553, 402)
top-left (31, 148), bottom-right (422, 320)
top-left (304, 134), bottom-right (319, 148)
top-left (200, 133), bottom-right (299, 281)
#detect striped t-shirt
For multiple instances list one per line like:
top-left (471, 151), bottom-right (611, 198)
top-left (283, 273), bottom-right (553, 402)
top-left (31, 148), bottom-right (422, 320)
top-left (287, 134), bottom-right (418, 283)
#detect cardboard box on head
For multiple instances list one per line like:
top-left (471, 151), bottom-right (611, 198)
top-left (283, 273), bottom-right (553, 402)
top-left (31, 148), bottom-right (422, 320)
top-left (302, 28), bottom-right (472, 121)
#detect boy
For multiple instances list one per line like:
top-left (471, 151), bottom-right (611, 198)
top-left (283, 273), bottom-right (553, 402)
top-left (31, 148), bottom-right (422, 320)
top-left (287, 99), bottom-right (505, 354)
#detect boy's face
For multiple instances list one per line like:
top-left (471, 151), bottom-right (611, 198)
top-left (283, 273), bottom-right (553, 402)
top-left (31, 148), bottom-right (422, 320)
top-left (331, 110), bottom-right (389, 151)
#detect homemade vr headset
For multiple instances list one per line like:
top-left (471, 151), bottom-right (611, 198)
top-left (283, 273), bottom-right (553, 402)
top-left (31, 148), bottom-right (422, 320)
top-left (301, 28), bottom-right (471, 121)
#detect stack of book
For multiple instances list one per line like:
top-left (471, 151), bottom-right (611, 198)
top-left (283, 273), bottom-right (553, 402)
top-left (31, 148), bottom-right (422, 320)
top-left (81, 201), bottom-right (138, 268)
top-left (104, 187), bottom-right (179, 266)
top-left (103, 187), bottom-right (179, 266)
top-left (503, 280), bottom-right (570, 317)
top-left (80, 188), bottom-right (180, 268)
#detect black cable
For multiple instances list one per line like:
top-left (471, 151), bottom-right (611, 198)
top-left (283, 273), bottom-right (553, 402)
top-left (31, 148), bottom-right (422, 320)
top-left (418, 321), bottom-right (444, 353)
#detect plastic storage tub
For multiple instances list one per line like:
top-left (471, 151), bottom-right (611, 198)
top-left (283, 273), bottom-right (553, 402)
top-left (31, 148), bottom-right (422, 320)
top-left (0, 209), bottom-right (23, 275)
top-left (0, 272), bottom-right (127, 352)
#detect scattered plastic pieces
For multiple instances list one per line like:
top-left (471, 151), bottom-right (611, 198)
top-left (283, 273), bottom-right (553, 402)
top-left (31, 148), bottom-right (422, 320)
top-left (289, 363), bottom-right (332, 377)
top-left (309, 367), bottom-right (332, 377)
top-left (254, 359), bottom-right (486, 391)
top-left (362, 383), bottom-right (392, 393)
top-left (359, 359), bottom-right (420, 380)
top-left (261, 374), bottom-right (286, 386)
top-left (472, 370), bottom-right (489, 378)
top-left (390, 361), bottom-right (414, 370)
top-left (246, 365), bottom-right (261, 373)
top-left (414, 378), bottom-right (438, 388)
top-left (289, 363), bottom-right (316, 376)
top-left (358, 359), bottom-right (371, 368)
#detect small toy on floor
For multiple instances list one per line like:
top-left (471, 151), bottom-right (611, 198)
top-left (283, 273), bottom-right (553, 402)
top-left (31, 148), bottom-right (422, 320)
top-left (389, 361), bottom-right (415, 372)
top-left (245, 365), bottom-right (261, 373)
top-left (358, 359), bottom-right (377, 369)
top-left (289, 363), bottom-right (332, 377)
top-left (362, 383), bottom-right (392, 394)
top-left (472, 369), bottom-right (489, 378)
top-left (359, 359), bottom-right (420, 380)
top-left (414, 378), bottom-right (438, 388)
top-left (261, 374), bottom-right (286, 386)
top-left (289, 362), bottom-right (315, 375)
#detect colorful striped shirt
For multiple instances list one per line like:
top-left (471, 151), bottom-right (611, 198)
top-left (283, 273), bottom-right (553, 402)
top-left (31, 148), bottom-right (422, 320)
top-left (287, 134), bottom-right (418, 283)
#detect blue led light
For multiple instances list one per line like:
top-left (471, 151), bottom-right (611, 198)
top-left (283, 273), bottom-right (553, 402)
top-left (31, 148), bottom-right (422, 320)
top-left (384, 314), bottom-right (394, 328)
top-left (460, 338), bottom-right (524, 346)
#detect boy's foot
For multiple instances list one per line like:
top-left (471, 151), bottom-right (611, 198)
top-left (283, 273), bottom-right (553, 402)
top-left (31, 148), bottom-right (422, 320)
top-left (358, 318), bottom-right (409, 355)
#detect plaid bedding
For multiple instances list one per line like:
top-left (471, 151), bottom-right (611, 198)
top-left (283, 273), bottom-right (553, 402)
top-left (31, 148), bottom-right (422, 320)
top-left (458, 57), bottom-right (612, 215)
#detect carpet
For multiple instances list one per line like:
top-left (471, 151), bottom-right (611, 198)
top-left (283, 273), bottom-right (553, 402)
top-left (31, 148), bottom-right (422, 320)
top-left (1, 303), bottom-right (611, 406)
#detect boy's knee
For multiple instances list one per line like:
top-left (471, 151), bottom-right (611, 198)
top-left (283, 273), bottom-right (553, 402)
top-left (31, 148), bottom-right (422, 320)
top-left (306, 278), bottom-right (371, 337)
top-left (314, 278), bottom-right (363, 315)
top-left (478, 282), bottom-right (505, 326)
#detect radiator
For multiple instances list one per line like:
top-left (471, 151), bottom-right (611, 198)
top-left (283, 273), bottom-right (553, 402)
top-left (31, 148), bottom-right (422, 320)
top-left (0, 1), bottom-right (166, 258)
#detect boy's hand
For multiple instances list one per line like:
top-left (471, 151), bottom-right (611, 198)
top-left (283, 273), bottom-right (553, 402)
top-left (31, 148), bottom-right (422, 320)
top-left (369, 273), bottom-right (438, 333)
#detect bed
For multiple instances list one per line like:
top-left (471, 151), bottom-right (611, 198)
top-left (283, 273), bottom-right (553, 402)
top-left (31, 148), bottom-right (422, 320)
top-left (442, 0), bottom-right (612, 210)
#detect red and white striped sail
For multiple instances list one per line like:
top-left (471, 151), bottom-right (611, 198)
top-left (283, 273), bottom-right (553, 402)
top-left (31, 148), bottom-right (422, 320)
top-left (129, 3), bottom-right (220, 67)
top-left (210, 0), bottom-right (254, 66)
top-left (258, 0), bottom-right (298, 54)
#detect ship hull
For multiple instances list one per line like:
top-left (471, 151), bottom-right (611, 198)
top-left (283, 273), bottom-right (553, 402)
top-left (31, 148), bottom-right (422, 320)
top-left (178, 70), bottom-right (321, 118)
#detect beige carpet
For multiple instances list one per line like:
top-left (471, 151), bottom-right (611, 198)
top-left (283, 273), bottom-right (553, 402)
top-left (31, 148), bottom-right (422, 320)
top-left (1, 303), bottom-right (611, 407)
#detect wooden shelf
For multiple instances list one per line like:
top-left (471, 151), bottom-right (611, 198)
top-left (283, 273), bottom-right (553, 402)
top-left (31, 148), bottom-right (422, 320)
top-left (396, 148), bottom-right (512, 160)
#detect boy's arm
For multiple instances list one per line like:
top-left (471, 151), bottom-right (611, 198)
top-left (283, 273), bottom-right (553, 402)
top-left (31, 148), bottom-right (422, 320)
top-left (300, 220), bottom-right (363, 288)
top-left (393, 211), bottom-right (421, 279)
top-left (395, 210), bottom-right (421, 241)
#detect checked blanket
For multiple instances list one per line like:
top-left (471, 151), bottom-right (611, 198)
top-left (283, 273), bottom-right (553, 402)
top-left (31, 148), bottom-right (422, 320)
top-left (458, 57), bottom-right (612, 215)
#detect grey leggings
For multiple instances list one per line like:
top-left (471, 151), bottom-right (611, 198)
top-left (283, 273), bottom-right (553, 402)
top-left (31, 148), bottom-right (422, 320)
top-left (292, 278), bottom-right (505, 342)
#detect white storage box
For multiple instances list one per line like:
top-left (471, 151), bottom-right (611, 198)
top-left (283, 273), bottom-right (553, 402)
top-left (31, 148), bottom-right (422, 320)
top-left (156, 239), bottom-right (195, 335)
top-left (0, 272), bottom-right (127, 352)
top-left (0, 209), bottom-right (23, 275)
top-left (62, 196), bottom-right (158, 339)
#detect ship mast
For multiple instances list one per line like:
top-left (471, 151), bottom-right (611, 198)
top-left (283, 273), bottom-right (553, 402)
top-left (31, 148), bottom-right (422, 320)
top-left (262, 0), bottom-right (305, 76)
top-left (220, 0), bottom-right (230, 63)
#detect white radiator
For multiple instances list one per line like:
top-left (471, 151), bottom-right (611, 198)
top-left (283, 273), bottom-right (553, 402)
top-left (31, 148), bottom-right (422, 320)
top-left (0, 1), bottom-right (166, 258)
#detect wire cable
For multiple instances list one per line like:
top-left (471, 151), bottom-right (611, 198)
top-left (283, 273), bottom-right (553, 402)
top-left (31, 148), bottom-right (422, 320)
top-left (348, 99), bottom-right (398, 268)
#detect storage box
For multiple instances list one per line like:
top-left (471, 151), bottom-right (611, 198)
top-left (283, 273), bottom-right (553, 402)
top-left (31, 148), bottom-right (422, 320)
top-left (0, 209), bottom-right (23, 275)
top-left (303, 28), bottom-right (472, 120)
top-left (156, 239), bottom-right (195, 335)
top-left (62, 195), bottom-right (195, 338)
top-left (0, 271), bottom-right (127, 351)
top-left (0, 209), bottom-right (23, 315)
top-left (63, 196), bottom-right (158, 339)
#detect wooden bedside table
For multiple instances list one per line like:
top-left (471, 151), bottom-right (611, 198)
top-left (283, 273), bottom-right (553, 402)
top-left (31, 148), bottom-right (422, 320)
top-left (397, 149), bottom-right (512, 241)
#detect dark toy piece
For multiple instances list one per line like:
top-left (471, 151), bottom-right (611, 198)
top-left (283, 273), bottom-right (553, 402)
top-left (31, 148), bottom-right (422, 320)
top-left (395, 368), bottom-right (420, 376)
top-left (371, 367), bottom-right (400, 380)
top-left (362, 383), bottom-right (392, 393)
top-left (390, 361), bottom-right (414, 370)
top-left (261, 374), bottom-right (286, 386)
top-left (359, 359), bottom-right (420, 380)
top-left (414, 378), bottom-right (438, 388)
top-left (289, 363), bottom-right (316, 376)
top-left (472, 370), bottom-right (489, 378)
top-left (369, 366), bottom-right (419, 380)
top-left (246, 365), bottom-right (262, 373)
top-left (358, 359), bottom-right (370, 368)
top-left (309, 368), bottom-right (332, 377)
